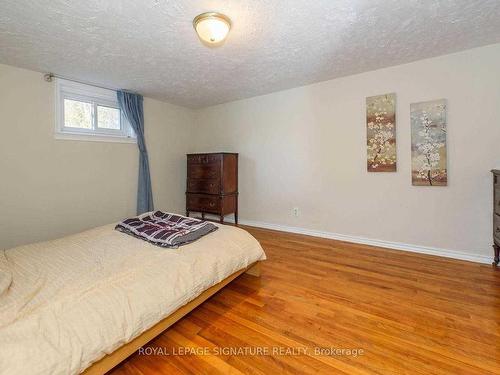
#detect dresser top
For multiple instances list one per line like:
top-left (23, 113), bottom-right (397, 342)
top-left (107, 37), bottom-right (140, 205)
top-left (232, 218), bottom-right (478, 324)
top-left (187, 152), bottom-right (238, 155)
top-left (492, 169), bottom-right (500, 175)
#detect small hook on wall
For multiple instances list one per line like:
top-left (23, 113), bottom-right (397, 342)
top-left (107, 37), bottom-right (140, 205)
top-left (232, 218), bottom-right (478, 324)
top-left (44, 73), bottom-right (54, 82)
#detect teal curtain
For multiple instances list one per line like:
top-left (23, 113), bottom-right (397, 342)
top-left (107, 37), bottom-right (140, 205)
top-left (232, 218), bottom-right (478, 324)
top-left (117, 91), bottom-right (154, 214)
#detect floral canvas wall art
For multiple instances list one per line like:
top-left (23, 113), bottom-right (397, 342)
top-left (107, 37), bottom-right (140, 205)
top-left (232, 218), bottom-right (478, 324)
top-left (366, 93), bottom-right (396, 172)
top-left (410, 99), bottom-right (447, 186)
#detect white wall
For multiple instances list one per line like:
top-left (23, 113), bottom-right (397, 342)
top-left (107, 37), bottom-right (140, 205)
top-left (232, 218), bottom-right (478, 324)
top-left (0, 63), bottom-right (194, 249)
top-left (193, 44), bottom-right (500, 261)
top-left (2, 44), bottom-right (499, 261)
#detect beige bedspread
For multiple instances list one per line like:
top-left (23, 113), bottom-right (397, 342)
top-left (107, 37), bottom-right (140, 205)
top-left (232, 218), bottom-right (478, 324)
top-left (0, 222), bottom-right (266, 375)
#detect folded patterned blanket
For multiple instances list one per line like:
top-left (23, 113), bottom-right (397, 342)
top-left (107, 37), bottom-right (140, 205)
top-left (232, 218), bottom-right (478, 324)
top-left (115, 211), bottom-right (218, 248)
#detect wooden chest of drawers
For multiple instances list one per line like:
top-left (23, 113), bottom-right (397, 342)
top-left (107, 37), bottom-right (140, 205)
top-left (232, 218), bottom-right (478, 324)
top-left (186, 153), bottom-right (238, 224)
top-left (492, 170), bottom-right (500, 266)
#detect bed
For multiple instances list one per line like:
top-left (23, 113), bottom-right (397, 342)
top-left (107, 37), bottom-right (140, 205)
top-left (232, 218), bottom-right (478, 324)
top-left (0, 221), bottom-right (266, 375)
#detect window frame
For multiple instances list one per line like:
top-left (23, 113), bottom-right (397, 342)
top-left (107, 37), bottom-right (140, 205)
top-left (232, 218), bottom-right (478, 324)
top-left (55, 78), bottom-right (136, 143)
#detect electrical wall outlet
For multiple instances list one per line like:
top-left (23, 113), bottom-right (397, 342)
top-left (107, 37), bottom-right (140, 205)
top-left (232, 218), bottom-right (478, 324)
top-left (292, 207), bottom-right (300, 217)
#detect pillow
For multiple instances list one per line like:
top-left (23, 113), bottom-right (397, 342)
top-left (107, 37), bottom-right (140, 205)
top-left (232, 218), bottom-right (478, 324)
top-left (0, 251), bottom-right (12, 297)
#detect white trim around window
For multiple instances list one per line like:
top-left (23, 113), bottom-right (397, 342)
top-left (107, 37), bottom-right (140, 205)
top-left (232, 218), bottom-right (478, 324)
top-left (55, 78), bottom-right (136, 143)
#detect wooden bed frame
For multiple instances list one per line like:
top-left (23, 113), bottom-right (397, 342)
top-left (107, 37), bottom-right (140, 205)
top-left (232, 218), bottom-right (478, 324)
top-left (82, 261), bottom-right (261, 375)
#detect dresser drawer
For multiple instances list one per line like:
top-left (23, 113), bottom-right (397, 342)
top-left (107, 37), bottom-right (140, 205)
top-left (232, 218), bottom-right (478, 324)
top-left (187, 154), bottom-right (221, 164)
top-left (186, 194), bottom-right (220, 213)
top-left (187, 179), bottom-right (220, 194)
top-left (494, 215), bottom-right (500, 243)
top-left (495, 187), bottom-right (500, 215)
top-left (188, 163), bottom-right (220, 179)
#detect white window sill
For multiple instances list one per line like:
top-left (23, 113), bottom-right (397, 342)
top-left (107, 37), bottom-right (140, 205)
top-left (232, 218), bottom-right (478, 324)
top-left (54, 132), bottom-right (137, 144)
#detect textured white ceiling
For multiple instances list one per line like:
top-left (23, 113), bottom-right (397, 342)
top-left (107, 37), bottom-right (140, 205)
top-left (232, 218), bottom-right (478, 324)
top-left (1, 0), bottom-right (500, 108)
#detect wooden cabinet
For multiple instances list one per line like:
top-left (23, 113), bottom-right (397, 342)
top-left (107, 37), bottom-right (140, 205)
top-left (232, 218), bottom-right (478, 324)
top-left (492, 170), bottom-right (500, 266)
top-left (186, 153), bottom-right (238, 224)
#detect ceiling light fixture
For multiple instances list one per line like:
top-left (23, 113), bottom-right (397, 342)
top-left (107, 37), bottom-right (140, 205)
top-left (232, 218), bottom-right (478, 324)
top-left (193, 12), bottom-right (231, 47)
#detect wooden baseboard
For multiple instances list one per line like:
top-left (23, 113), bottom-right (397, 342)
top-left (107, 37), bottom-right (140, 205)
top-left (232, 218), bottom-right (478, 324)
top-left (82, 261), bottom-right (260, 375)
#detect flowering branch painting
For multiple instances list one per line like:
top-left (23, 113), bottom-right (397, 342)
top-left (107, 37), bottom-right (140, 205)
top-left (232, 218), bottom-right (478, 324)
top-left (366, 93), bottom-right (396, 172)
top-left (410, 99), bottom-right (447, 186)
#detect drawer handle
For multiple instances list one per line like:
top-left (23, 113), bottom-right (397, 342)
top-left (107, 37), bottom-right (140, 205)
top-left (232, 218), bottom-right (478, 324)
top-left (496, 227), bottom-right (500, 233)
top-left (209, 202), bottom-right (215, 207)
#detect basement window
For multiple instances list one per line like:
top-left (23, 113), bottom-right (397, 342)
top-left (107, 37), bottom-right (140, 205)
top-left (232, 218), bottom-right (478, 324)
top-left (55, 78), bottom-right (136, 143)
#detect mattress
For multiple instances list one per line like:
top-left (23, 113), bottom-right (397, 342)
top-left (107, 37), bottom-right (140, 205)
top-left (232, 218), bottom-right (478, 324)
top-left (0, 222), bottom-right (266, 375)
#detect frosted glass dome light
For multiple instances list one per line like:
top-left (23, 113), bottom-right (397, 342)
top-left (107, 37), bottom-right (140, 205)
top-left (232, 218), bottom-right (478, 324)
top-left (193, 12), bottom-right (231, 46)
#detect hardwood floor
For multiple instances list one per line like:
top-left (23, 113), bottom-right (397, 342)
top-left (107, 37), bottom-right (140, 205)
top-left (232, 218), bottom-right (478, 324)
top-left (109, 226), bottom-right (500, 374)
